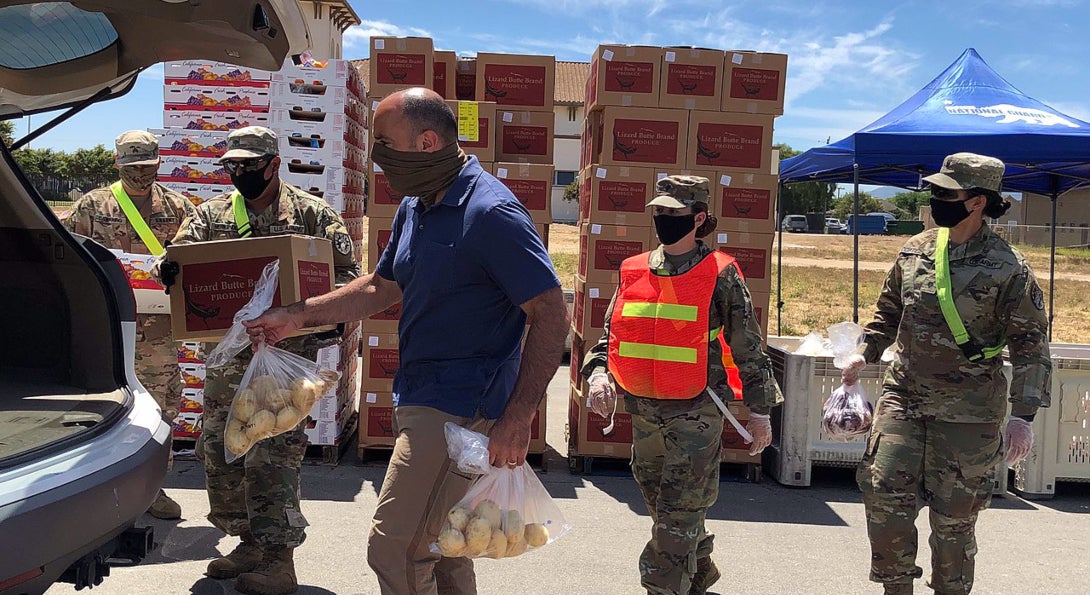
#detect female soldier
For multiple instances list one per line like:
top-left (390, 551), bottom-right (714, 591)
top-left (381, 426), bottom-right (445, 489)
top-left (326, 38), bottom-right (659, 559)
top-left (843, 153), bottom-right (1051, 595)
top-left (581, 175), bottom-right (783, 595)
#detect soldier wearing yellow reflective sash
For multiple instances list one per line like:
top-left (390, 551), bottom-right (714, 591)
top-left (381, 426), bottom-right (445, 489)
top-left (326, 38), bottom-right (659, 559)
top-left (843, 153), bottom-right (1052, 595)
top-left (581, 175), bottom-right (782, 595)
top-left (166, 126), bottom-right (359, 595)
top-left (62, 129), bottom-right (197, 521)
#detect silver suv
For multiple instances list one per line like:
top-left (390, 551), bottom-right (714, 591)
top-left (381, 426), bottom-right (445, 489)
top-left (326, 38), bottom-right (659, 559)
top-left (780, 214), bottom-right (808, 232)
top-left (0, 2), bottom-right (308, 593)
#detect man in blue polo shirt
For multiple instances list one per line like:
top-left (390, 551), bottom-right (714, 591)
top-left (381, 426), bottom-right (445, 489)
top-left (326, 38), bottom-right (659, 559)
top-left (244, 87), bottom-right (569, 595)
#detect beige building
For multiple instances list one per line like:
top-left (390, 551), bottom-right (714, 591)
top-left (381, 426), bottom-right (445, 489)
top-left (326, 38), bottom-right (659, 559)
top-left (1002, 189), bottom-right (1090, 247)
top-left (298, 1), bottom-right (360, 60)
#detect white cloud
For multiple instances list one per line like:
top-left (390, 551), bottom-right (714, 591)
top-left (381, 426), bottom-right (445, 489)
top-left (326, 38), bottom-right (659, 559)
top-left (344, 20), bottom-right (432, 49)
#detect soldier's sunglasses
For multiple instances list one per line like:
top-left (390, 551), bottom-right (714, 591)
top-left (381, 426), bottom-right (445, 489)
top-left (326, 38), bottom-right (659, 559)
top-left (222, 156), bottom-right (273, 174)
top-left (930, 187), bottom-right (964, 201)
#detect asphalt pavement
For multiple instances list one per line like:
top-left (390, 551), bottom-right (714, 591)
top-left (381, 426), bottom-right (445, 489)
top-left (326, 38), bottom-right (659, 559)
top-left (47, 365), bottom-right (1090, 595)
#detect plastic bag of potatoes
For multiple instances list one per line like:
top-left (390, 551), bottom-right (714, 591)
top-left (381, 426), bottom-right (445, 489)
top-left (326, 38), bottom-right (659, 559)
top-left (223, 343), bottom-right (340, 463)
top-left (432, 425), bottom-right (571, 559)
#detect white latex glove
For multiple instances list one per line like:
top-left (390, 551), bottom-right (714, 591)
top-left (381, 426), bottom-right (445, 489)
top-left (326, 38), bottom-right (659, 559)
top-left (841, 354), bottom-right (867, 386)
top-left (746, 413), bottom-right (772, 456)
top-left (588, 373), bottom-right (617, 419)
top-left (1004, 417), bottom-right (1034, 464)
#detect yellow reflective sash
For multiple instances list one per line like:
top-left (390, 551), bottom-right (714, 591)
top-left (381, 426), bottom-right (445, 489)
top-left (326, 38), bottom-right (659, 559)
top-left (935, 227), bottom-right (1004, 361)
top-left (231, 191), bottom-right (253, 238)
top-left (617, 342), bottom-right (698, 364)
top-left (110, 182), bottom-right (164, 256)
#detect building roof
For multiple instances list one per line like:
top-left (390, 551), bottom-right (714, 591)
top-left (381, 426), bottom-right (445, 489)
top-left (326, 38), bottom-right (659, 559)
top-left (313, 0), bottom-right (360, 30)
top-left (351, 58), bottom-right (589, 106)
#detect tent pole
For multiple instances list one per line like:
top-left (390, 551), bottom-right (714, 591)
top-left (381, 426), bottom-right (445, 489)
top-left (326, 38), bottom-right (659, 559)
top-left (1049, 178), bottom-right (1059, 341)
top-left (776, 182), bottom-right (784, 337)
top-left (853, 164), bottom-right (860, 323)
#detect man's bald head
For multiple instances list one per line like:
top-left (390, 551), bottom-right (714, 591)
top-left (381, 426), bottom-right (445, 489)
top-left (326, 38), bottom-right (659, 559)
top-left (376, 88), bottom-right (458, 148)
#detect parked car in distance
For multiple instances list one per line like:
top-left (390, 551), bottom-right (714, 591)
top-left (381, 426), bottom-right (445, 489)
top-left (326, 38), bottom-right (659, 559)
top-left (780, 214), bottom-right (808, 232)
top-left (867, 212), bottom-right (898, 224)
top-left (846, 214), bottom-right (889, 235)
top-left (824, 217), bottom-right (846, 234)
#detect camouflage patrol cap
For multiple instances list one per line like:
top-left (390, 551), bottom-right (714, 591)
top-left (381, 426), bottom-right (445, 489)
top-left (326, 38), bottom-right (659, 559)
top-left (923, 152), bottom-right (1004, 193)
top-left (115, 130), bottom-right (159, 166)
top-left (646, 175), bottom-right (710, 209)
top-left (220, 126), bottom-right (279, 161)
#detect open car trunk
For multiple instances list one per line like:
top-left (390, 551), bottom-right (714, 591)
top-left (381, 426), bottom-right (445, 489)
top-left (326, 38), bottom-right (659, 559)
top-left (0, 147), bottom-right (129, 464)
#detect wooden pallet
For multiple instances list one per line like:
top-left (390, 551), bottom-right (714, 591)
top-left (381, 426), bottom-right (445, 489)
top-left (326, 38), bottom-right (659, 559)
top-left (568, 451), bottom-right (760, 483)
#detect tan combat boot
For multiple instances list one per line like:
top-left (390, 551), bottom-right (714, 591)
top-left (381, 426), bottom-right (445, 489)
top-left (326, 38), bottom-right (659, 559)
top-left (147, 489), bottom-right (181, 520)
top-left (234, 547), bottom-right (298, 595)
top-left (689, 558), bottom-right (721, 595)
top-left (206, 540), bottom-right (264, 579)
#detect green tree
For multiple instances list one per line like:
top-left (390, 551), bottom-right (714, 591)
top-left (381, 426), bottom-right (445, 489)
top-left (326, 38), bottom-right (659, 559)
top-left (0, 120), bottom-right (13, 146)
top-left (12, 147), bottom-right (64, 179)
top-left (832, 191), bottom-right (884, 220)
top-left (62, 144), bottom-right (116, 182)
top-left (891, 190), bottom-right (930, 219)
top-left (775, 143), bottom-right (836, 215)
top-left (563, 179), bottom-right (579, 202)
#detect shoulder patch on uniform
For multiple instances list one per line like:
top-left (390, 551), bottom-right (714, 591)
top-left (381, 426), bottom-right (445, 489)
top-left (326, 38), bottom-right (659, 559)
top-left (1031, 280), bottom-right (1045, 311)
top-left (333, 232), bottom-right (353, 256)
top-left (966, 255), bottom-right (1003, 270)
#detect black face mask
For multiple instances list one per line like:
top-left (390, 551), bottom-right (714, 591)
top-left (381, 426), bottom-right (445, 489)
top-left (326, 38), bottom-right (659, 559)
top-left (930, 197), bottom-right (972, 228)
top-left (653, 213), bottom-right (697, 246)
top-left (230, 160), bottom-right (274, 200)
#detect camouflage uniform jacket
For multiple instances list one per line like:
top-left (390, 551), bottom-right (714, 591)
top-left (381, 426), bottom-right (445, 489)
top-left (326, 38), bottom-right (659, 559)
top-left (63, 181), bottom-right (198, 329)
top-left (581, 241), bottom-right (783, 414)
top-left (861, 224), bottom-right (1052, 423)
top-left (169, 181), bottom-right (361, 353)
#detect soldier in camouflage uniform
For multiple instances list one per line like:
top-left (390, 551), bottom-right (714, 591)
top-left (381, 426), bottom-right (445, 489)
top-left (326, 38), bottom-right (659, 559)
top-left (843, 154), bottom-right (1052, 595)
top-left (62, 130), bottom-right (198, 520)
top-left (581, 176), bottom-right (783, 595)
top-left (165, 127), bottom-right (359, 595)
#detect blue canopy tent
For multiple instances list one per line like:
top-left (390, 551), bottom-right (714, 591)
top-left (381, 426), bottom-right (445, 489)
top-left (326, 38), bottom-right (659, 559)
top-left (778, 48), bottom-right (1090, 338)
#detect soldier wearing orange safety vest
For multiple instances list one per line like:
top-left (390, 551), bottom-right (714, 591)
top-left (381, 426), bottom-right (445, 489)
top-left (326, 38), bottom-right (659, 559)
top-left (580, 175), bottom-right (783, 595)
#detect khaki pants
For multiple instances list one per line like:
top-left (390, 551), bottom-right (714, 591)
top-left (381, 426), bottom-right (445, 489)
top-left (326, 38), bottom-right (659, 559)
top-left (368, 406), bottom-right (493, 595)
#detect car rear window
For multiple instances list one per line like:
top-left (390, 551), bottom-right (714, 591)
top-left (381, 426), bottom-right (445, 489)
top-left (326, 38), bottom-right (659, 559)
top-left (0, 3), bottom-right (118, 69)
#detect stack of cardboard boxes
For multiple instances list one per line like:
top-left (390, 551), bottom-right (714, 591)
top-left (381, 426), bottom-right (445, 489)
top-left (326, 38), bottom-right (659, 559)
top-left (357, 38), bottom-right (554, 455)
top-left (570, 45), bottom-right (787, 463)
top-left (157, 59), bottom-right (367, 448)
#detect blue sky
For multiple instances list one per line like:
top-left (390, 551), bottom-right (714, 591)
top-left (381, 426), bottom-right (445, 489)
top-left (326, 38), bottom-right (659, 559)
top-left (13, 0), bottom-right (1090, 156)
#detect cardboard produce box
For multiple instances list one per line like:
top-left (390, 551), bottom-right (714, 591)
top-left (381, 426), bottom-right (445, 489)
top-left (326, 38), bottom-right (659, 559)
top-left (366, 217), bottom-right (395, 270)
top-left (494, 163), bottom-right (554, 224)
top-left (270, 81), bottom-right (350, 104)
top-left (659, 47), bottom-right (723, 111)
top-left (270, 110), bottom-right (351, 134)
top-left (749, 290), bottom-right (770, 337)
top-left (586, 45), bottom-right (662, 111)
top-left (164, 85), bottom-right (271, 112)
top-left (713, 170), bottom-right (779, 233)
top-left (686, 111), bottom-right (775, 172)
top-left (159, 182), bottom-right (229, 206)
top-left (568, 385), bottom-right (632, 459)
top-left (165, 235), bottom-right (335, 341)
top-left (152, 128), bottom-right (229, 158)
top-left (163, 109), bottom-right (270, 131)
top-left (579, 165), bottom-right (655, 227)
top-left (579, 223), bottom-right (652, 285)
top-left (111, 250), bottom-right (170, 314)
top-left (495, 110), bottom-right (554, 164)
top-left (365, 163), bottom-right (404, 219)
top-left (456, 58), bottom-right (477, 101)
top-left (270, 91), bottom-right (346, 117)
top-left (164, 60), bottom-right (272, 87)
top-left (533, 223), bottom-right (549, 246)
top-left (305, 398), bottom-right (354, 446)
top-left (366, 301), bottom-right (402, 335)
top-left (476, 52), bottom-right (555, 110)
top-left (362, 333), bottom-right (400, 393)
top-left (280, 165), bottom-right (346, 197)
top-left (359, 391), bottom-right (396, 449)
top-left (433, 50), bottom-right (457, 99)
top-left (158, 156), bottom-right (230, 184)
top-left (585, 107), bottom-right (688, 169)
top-left (572, 276), bottom-right (615, 341)
top-left (445, 100), bottom-right (497, 162)
top-left (569, 335), bottom-right (587, 387)
top-left (528, 399), bottom-right (547, 455)
top-left (722, 51), bottom-right (788, 115)
top-left (369, 36), bottom-right (434, 98)
top-left (707, 231), bottom-right (775, 293)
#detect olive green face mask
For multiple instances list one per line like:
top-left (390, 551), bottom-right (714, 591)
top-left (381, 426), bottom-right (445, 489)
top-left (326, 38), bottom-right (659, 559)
top-left (370, 142), bottom-right (468, 206)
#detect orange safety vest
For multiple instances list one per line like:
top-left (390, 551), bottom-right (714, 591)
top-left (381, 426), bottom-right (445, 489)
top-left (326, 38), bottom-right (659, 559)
top-left (607, 250), bottom-right (745, 400)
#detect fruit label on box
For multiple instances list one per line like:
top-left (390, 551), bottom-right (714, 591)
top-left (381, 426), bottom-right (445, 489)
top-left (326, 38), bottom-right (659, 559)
top-left (457, 101), bottom-right (479, 143)
top-left (371, 171), bottom-right (403, 207)
top-left (483, 64), bottom-right (548, 106)
top-left (498, 178), bottom-right (549, 211)
top-left (666, 63), bottom-right (717, 97)
top-left (370, 302), bottom-right (402, 322)
top-left (594, 239), bottom-right (645, 270)
top-left (368, 348), bottom-right (400, 380)
top-left (376, 53), bottom-right (429, 86)
top-left (612, 119), bottom-right (681, 165)
top-left (721, 186), bottom-right (773, 220)
top-left (586, 411), bottom-right (633, 443)
top-left (299, 261), bottom-right (332, 299)
top-left (718, 246), bottom-right (768, 280)
top-left (367, 406), bottom-right (395, 437)
top-left (693, 122), bottom-right (766, 169)
top-left (113, 251), bottom-right (164, 291)
top-left (501, 124), bottom-right (549, 157)
top-left (590, 294), bottom-right (611, 328)
top-left (597, 180), bottom-right (648, 213)
top-left (730, 68), bottom-right (781, 101)
top-left (605, 60), bottom-right (656, 93)
top-left (180, 256), bottom-right (281, 332)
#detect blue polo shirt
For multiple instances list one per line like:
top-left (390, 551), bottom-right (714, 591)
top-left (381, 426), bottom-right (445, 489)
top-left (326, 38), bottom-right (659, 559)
top-left (374, 156), bottom-right (560, 419)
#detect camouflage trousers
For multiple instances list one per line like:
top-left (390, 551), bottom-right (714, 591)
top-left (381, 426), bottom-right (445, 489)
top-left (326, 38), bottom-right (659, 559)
top-left (200, 347), bottom-right (312, 549)
top-left (628, 393), bottom-right (723, 595)
top-left (135, 314), bottom-right (180, 469)
top-left (857, 411), bottom-right (1003, 594)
